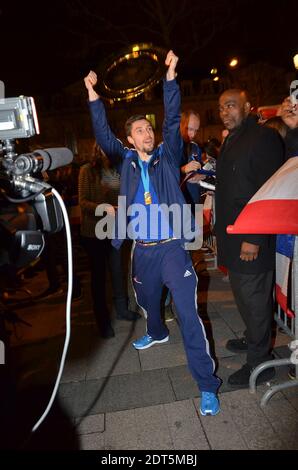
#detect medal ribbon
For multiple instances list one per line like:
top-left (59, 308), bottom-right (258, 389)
top-left (138, 157), bottom-right (151, 201)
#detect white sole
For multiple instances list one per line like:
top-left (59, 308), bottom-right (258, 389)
top-left (199, 407), bottom-right (220, 416)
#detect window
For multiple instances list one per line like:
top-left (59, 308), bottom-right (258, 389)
top-left (145, 114), bottom-right (156, 129)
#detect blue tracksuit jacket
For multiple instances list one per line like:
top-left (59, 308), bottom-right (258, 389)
top-left (88, 79), bottom-right (197, 249)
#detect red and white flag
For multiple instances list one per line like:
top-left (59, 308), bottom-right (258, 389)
top-left (275, 235), bottom-right (295, 316)
top-left (227, 157), bottom-right (298, 235)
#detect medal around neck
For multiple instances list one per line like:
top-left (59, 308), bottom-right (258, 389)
top-left (144, 191), bottom-right (152, 205)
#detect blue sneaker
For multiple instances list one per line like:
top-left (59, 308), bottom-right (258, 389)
top-left (200, 392), bottom-right (220, 416)
top-left (132, 334), bottom-right (169, 350)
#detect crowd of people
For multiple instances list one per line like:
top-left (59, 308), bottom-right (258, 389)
top-left (82, 50), bottom-right (298, 416)
top-left (1, 49), bottom-right (297, 420)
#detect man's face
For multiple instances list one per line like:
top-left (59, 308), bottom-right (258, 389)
top-left (128, 119), bottom-right (155, 154)
top-left (219, 91), bottom-right (250, 131)
top-left (181, 114), bottom-right (200, 142)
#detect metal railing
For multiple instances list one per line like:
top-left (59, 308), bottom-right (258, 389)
top-left (249, 236), bottom-right (298, 407)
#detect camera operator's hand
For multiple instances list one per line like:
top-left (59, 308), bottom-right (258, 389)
top-left (84, 71), bottom-right (100, 102)
top-left (279, 97), bottom-right (298, 129)
top-left (187, 173), bottom-right (206, 184)
top-left (181, 160), bottom-right (201, 174)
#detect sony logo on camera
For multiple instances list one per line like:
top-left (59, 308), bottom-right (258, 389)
top-left (27, 244), bottom-right (42, 251)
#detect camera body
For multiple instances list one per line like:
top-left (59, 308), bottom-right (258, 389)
top-left (0, 96), bottom-right (72, 269)
top-left (0, 96), bottom-right (39, 141)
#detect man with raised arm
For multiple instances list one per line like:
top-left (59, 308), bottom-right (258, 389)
top-left (84, 51), bottom-right (221, 416)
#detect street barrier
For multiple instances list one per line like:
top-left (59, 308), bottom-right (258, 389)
top-left (249, 236), bottom-right (298, 406)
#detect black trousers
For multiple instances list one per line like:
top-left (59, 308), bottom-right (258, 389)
top-left (43, 231), bottom-right (81, 295)
top-left (228, 270), bottom-right (274, 368)
top-left (81, 237), bottom-right (128, 329)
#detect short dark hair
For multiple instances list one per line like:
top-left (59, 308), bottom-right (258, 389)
top-left (124, 114), bottom-right (150, 137)
top-left (204, 140), bottom-right (219, 159)
top-left (220, 88), bottom-right (251, 104)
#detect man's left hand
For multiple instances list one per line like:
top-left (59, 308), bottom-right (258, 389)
top-left (240, 242), bottom-right (259, 262)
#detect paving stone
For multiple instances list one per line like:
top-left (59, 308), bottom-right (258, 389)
top-left (9, 302), bottom-right (66, 346)
top-left (75, 413), bottom-right (105, 435)
top-left (166, 320), bottom-right (184, 344)
top-left (206, 290), bottom-right (235, 303)
top-left (201, 300), bottom-right (217, 314)
top-left (194, 397), bottom-right (247, 450)
top-left (168, 365), bottom-right (199, 400)
top-left (222, 389), bottom-right (287, 450)
top-left (103, 409), bottom-right (139, 450)
top-left (203, 316), bottom-right (237, 360)
top-left (113, 315), bottom-right (147, 337)
top-left (213, 302), bottom-right (245, 333)
top-left (139, 342), bottom-right (187, 371)
top-left (61, 358), bottom-right (88, 383)
top-left (164, 399), bottom-right (209, 450)
top-left (133, 405), bottom-right (174, 450)
top-left (74, 369), bottom-right (175, 417)
top-left (105, 406), bottom-right (174, 450)
top-left (13, 338), bottom-right (65, 388)
top-left (282, 387), bottom-right (298, 411)
top-left (86, 333), bottom-right (141, 379)
top-left (58, 381), bottom-right (84, 417)
top-left (259, 391), bottom-right (298, 449)
top-left (80, 432), bottom-right (105, 450)
top-left (199, 307), bottom-right (221, 321)
top-left (61, 324), bottom-right (110, 383)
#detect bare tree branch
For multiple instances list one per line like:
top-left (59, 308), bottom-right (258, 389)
top-left (59, 0), bottom-right (235, 67)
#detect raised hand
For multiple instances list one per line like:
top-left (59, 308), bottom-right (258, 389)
top-left (165, 50), bottom-right (179, 81)
top-left (84, 70), bottom-right (100, 101)
top-left (84, 71), bottom-right (98, 90)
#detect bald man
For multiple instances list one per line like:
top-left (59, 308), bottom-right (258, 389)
top-left (215, 89), bottom-right (284, 387)
top-left (180, 110), bottom-right (204, 212)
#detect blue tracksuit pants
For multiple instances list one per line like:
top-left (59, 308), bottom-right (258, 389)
top-left (132, 239), bottom-right (220, 393)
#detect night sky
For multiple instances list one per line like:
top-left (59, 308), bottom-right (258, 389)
top-left (1, 0), bottom-right (297, 96)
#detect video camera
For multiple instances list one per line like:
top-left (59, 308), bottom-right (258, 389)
top-left (0, 96), bottom-right (73, 269)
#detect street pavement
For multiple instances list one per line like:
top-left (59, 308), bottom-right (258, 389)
top-left (1, 248), bottom-right (297, 450)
